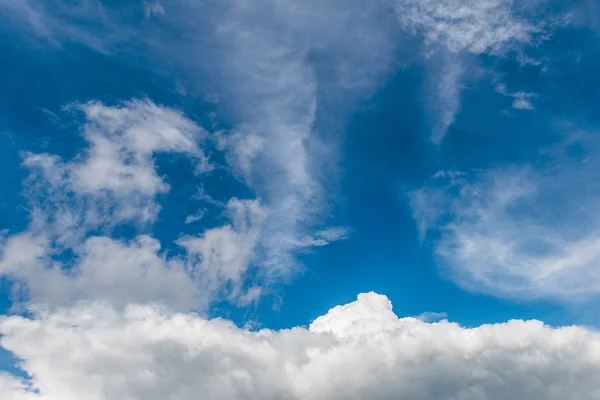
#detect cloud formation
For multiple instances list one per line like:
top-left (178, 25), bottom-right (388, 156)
top-left (1, 292), bottom-right (599, 400)
top-left (23, 100), bottom-right (209, 237)
top-left (200, 0), bottom-right (393, 273)
top-left (0, 100), bottom-right (266, 310)
top-left (410, 131), bottom-right (600, 301)
top-left (1, 3), bottom-right (599, 398)
top-left (393, 0), bottom-right (545, 141)
top-left (394, 0), bottom-right (540, 54)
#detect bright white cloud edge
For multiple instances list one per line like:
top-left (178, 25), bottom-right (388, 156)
top-left (1, 292), bottom-right (599, 400)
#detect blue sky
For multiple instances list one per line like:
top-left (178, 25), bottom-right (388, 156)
top-left (1, 1), bottom-right (600, 399)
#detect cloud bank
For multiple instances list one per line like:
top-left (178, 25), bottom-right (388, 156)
top-left (1, 292), bottom-right (599, 400)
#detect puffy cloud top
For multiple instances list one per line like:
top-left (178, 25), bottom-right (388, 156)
top-left (1, 293), bottom-right (599, 400)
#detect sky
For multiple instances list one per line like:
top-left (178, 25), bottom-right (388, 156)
top-left (1, 0), bottom-right (600, 399)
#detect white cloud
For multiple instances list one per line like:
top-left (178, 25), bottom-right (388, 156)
top-left (184, 209), bottom-right (206, 224)
top-left (0, 100), bottom-right (271, 310)
top-left (22, 100), bottom-right (209, 235)
top-left (37, 235), bottom-right (200, 310)
top-left (177, 198), bottom-right (267, 304)
top-left (1, 292), bottom-right (599, 400)
top-left (284, 227), bottom-right (351, 248)
top-left (393, 0), bottom-right (544, 141)
top-left (193, 184), bottom-right (226, 208)
top-left (394, 0), bottom-right (540, 55)
top-left (199, 0), bottom-right (394, 274)
top-left (429, 55), bottom-right (464, 143)
top-left (216, 130), bottom-right (265, 184)
top-left (0, 200), bottom-right (266, 311)
top-left (495, 84), bottom-right (537, 110)
top-left (410, 132), bottom-right (600, 301)
top-left (16, 0), bottom-right (388, 280)
top-left (512, 93), bottom-right (536, 110)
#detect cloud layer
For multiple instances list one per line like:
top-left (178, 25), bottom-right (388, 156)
top-left (1, 292), bottom-right (599, 400)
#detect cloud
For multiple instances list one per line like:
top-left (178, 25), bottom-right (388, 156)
top-left (512, 95), bottom-right (535, 110)
top-left (429, 54), bottom-right (464, 143)
top-left (393, 0), bottom-right (545, 141)
top-left (10, 0), bottom-right (391, 278)
top-left (190, 0), bottom-right (395, 274)
top-left (177, 198), bottom-right (267, 304)
top-left (184, 209), bottom-right (206, 224)
top-left (0, 200), bottom-right (265, 311)
top-left (394, 0), bottom-right (541, 55)
top-left (314, 227), bottom-right (351, 242)
top-left (410, 131), bottom-right (600, 301)
top-left (1, 292), bottom-right (599, 399)
top-left (23, 100), bottom-right (209, 235)
top-left (495, 84), bottom-right (537, 110)
top-left (0, 234), bottom-right (201, 311)
top-left (0, 0), bottom-right (52, 38)
top-left (0, 100), bottom-right (269, 310)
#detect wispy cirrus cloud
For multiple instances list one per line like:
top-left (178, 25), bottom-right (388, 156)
top-left (0, 0), bottom-right (124, 52)
top-left (164, 0), bottom-right (394, 275)
top-left (394, 0), bottom-right (541, 55)
top-left (393, 0), bottom-right (546, 142)
top-left (410, 129), bottom-right (600, 301)
top-left (0, 0), bottom-right (560, 147)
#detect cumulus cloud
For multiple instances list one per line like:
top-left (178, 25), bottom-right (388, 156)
top-left (0, 200), bottom-right (265, 311)
top-left (410, 131), bottom-right (600, 301)
top-left (23, 100), bottom-right (209, 234)
top-left (0, 100), bottom-right (269, 310)
top-left (1, 292), bottom-right (599, 400)
top-left (177, 198), bottom-right (267, 304)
